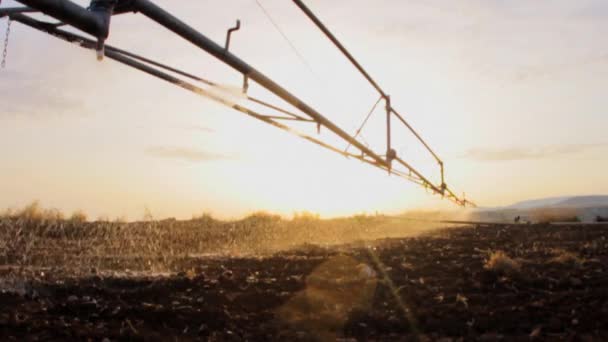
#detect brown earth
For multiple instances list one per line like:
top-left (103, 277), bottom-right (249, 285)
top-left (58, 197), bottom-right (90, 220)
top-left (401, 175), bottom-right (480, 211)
top-left (1, 223), bottom-right (607, 341)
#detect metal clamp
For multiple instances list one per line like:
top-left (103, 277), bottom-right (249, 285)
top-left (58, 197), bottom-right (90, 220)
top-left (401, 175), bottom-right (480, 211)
top-left (242, 74), bottom-right (249, 93)
top-left (89, 0), bottom-right (117, 60)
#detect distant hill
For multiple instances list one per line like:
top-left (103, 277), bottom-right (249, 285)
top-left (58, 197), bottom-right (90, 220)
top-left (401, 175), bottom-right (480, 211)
top-left (507, 196), bottom-right (570, 210)
top-left (555, 195), bottom-right (608, 208)
top-left (507, 195), bottom-right (608, 210)
top-left (473, 195), bottom-right (608, 223)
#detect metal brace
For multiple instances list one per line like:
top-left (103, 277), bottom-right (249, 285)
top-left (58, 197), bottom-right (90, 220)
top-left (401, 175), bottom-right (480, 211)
top-left (225, 20), bottom-right (240, 51)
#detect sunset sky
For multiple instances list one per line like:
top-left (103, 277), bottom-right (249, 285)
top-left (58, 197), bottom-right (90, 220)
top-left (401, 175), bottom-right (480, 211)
top-left (1, 0), bottom-right (607, 220)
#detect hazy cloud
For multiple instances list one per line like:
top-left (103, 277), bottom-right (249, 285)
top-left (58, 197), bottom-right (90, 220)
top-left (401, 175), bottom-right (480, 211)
top-left (184, 124), bottom-right (215, 133)
top-left (0, 71), bottom-right (86, 117)
top-left (510, 53), bottom-right (608, 82)
top-left (575, 1), bottom-right (608, 20)
top-left (145, 146), bottom-right (231, 162)
top-left (464, 143), bottom-right (608, 161)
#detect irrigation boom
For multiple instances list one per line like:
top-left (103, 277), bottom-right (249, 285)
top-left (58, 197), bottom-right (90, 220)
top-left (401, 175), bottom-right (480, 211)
top-left (1, 0), bottom-right (475, 207)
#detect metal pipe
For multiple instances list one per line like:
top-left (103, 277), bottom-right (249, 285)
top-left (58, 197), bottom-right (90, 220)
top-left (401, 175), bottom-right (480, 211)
top-left (9, 13), bottom-right (355, 164)
top-left (253, 115), bottom-right (314, 122)
top-left (11, 13), bottom-right (310, 122)
top-left (292, 0), bottom-right (386, 98)
top-left (10, 12), bottom-right (90, 42)
top-left (247, 97), bottom-right (309, 121)
top-left (103, 53), bottom-right (356, 161)
top-left (0, 7), bottom-right (37, 18)
top-left (132, 0), bottom-right (388, 168)
top-left (394, 156), bottom-right (442, 195)
top-left (11, 10), bottom-right (475, 207)
top-left (16, 0), bottom-right (107, 38)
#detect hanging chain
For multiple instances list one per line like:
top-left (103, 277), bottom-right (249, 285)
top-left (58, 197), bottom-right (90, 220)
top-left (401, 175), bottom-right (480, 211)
top-left (2, 18), bottom-right (12, 69)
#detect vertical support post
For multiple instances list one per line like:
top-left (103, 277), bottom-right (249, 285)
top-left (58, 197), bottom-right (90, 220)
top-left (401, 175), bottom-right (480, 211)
top-left (440, 161), bottom-right (446, 195)
top-left (385, 95), bottom-right (393, 172)
top-left (242, 74), bottom-right (249, 93)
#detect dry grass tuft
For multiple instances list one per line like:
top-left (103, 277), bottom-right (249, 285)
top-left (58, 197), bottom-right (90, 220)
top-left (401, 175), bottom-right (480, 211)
top-left (293, 211), bottom-right (320, 222)
top-left (8, 201), bottom-right (65, 221)
top-left (192, 212), bottom-right (215, 223)
top-left (484, 250), bottom-right (521, 275)
top-left (69, 210), bottom-right (88, 223)
top-left (243, 211), bottom-right (282, 224)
